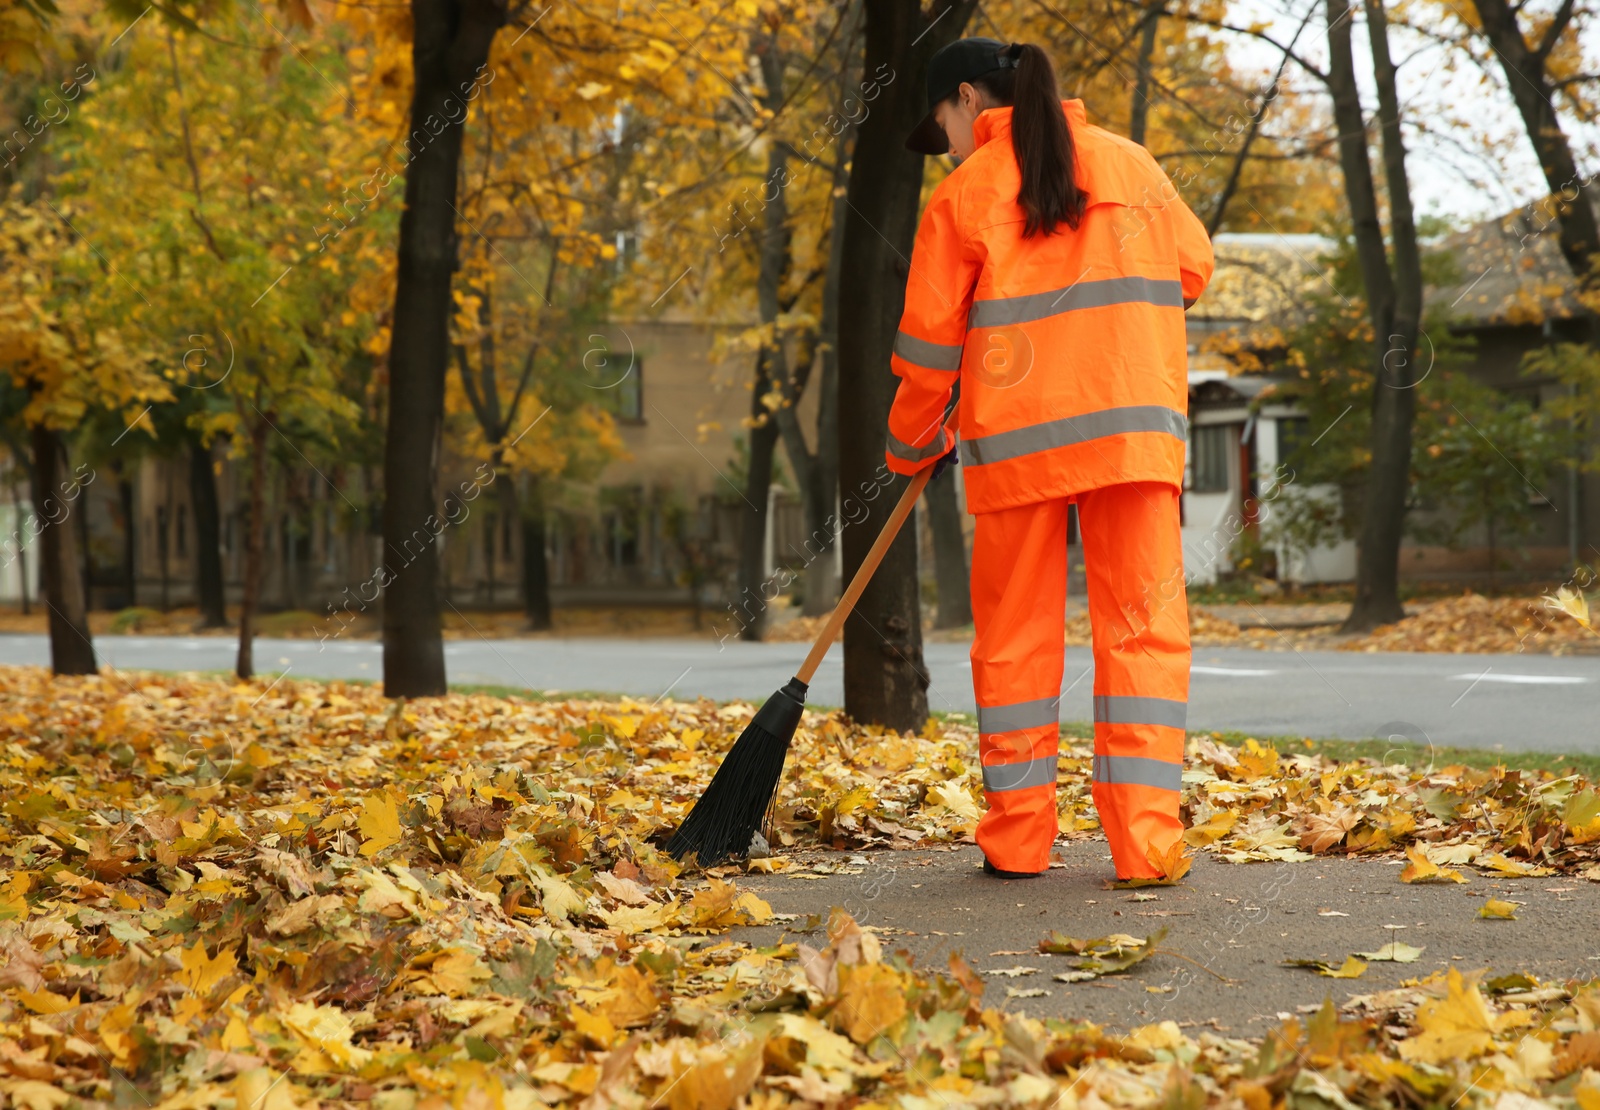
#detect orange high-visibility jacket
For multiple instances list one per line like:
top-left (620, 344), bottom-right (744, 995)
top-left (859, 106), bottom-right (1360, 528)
top-left (885, 99), bottom-right (1214, 512)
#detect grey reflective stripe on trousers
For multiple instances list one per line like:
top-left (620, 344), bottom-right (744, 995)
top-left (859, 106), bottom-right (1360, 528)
top-left (893, 330), bottom-right (964, 372)
top-left (968, 275), bottom-right (1184, 329)
top-left (887, 430), bottom-right (947, 464)
top-left (1093, 694), bottom-right (1188, 730)
top-left (977, 696), bottom-right (1061, 734)
top-left (982, 754), bottom-right (1058, 793)
top-left (959, 405), bottom-right (1187, 467)
top-left (1093, 754), bottom-right (1181, 791)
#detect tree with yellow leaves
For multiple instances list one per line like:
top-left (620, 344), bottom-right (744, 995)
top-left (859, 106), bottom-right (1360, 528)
top-left (52, 16), bottom-right (373, 677)
top-left (332, 0), bottom-right (758, 689)
top-left (0, 194), bottom-right (166, 674)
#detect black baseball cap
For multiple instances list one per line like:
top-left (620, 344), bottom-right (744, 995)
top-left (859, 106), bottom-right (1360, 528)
top-left (905, 37), bottom-right (1017, 155)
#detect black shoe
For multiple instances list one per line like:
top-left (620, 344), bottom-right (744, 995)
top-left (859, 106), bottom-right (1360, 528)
top-left (982, 858), bottom-right (1044, 879)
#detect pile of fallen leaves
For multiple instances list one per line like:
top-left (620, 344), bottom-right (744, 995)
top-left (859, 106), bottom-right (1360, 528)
top-left (1343, 591), bottom-right (1598, 655)
top-left (2, 668), bottom-right (1600, 1107)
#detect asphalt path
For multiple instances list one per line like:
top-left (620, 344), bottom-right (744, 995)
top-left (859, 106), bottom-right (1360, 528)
top-left (732, 842), bottom-right (1600, 1030)
top-left (1, 632), bottom-right (1593, 754)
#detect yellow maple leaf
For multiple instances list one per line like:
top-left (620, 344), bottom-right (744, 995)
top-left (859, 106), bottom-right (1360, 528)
top-left (1141, 840), bottom-right (1193, 885)
top-left (1400, 845), bottom-right (1467, 884)
top-left (595, 964), bottom-right (660, 1028)
top-left (1544, 585), bottom-right (1592, 631)
top-left (176, 941), bottom-right (237, 998)
top-left (235, 1067), bottom-right (306, 1110)
top-left (684, 880), bottom-right (769, 929)
top-left (832, 962), bottom-right (908, 1045)
top-left (1476, 853), bottom-right (1554, 877)
top-left (1479, 898), bottom-right (1518, 920)
top-left (599, 900), bottom-right (678, 934)
top-left (1398, 969), bottom-right (1497, 1064)
top-left (357, 791), bottom-right (404, 857)
top-left (927, 780), bottom-right (979, 823)
top-left (281, 1001), bottom-right (373, 1071)
top-left (1234, 738), bottom-right (1280, 780)
top-left (571, 1004), bottom-right (619, 1048)
top-left (1182, 809), bottom-right (1236, 847)
top-left (15, 987), bottom-right (74, 1015)
top-left (420, 948), bottom-right (492, 998)
top-left (659, 1040), bottom-right (764, 1110)
top-left (0, 872), bottom-right (28, 920)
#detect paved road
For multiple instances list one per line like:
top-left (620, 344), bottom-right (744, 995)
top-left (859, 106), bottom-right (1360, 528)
top-left (732, 842), bottom-right (1600, 1030)
top-left (1, 632), bottom-right (1593, 754)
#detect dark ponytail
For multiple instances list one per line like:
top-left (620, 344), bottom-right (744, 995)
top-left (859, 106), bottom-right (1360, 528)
top-left (971, 43), bottom-right (1087, 237)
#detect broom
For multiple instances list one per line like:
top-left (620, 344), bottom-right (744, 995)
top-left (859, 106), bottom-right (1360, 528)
top-left (666, 459), bottom-right (940, 866)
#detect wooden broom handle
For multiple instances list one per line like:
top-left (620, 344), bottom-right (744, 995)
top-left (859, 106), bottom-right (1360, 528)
top-left (796, 448), bottom-right (946, 685)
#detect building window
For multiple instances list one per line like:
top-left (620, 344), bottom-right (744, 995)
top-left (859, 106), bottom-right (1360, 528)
top-left (616, 360), bottom-right (643, 423)
top-left (600, 485), bottom-right (642, 568)
top-left (1188, 425), bottom-right (1231, 493)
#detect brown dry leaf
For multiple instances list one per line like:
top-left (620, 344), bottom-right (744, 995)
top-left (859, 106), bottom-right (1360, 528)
top-left (594, 870), bottom-right (653, 905)
top-left (1299, 807), bottom-right (1360, 853)
top-left (264, 893), bottom-right (343, 937)
top-left (0, 930), bottom-right (46, 993)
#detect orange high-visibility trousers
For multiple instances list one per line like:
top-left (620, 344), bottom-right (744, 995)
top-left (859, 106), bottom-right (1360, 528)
top-left (970, 481), bottom-right (1189, 879)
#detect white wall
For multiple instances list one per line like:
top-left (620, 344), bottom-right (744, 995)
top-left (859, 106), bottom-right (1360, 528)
top-left (0, 503), bottom-right (42, 604)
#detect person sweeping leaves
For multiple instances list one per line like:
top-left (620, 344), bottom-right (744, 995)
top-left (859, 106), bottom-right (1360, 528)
top-left (886, 39), bottom-right (1214, 881)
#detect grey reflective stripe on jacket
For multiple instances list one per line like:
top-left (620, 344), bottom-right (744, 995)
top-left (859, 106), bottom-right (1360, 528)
top-left (959, 405), bottom-right (1187, 467)
top-left (887, 431), bottom-right (948, 463)
top-left (968, 275), bottom-right (1184, 329)
top-left (893, 330), bottom-right (964, 372)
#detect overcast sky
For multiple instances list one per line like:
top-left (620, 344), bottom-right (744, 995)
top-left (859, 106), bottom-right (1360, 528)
top-left (1222, 0), bottom-right (1600, 225)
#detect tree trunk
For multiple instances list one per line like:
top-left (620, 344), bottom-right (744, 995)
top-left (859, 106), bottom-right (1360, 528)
top-left (1470, 0), bottom-right (1600, 289)
top-left (117, 468), bottom-right (136, 609)
top-left (490, 471), bottom-right (515, 614)
top-left (30, 425), bottom-right (95, 675)
top-left (1129, 0), bottom-right (1161, 147)
top-left (520, 475), bottom-right (552, 630)
top-left (1486, 510), bottom-right (1497, 590)
top-left (77, 487), bottom-right (91, 615)
top-left (736, 89), bottom-right (797, 645)
top-left (799, 85), bottom-right (854, 617)
top-left (736, 349), bottom-right (780, 642)
top-left (381, 0), bottom-right (506, 697)
top-left (1328, 0), bottom-right (1422, 632)
top-left (188, 437), bottom-right (227, 627)
top-left (157, 501), bottom-right (170, 612)
top-left (926, 468), bottom-right (971, 628)
top-left (236, 412), bottom-right (268, 680)
top-left (836, 0), bottom-right (973, 730)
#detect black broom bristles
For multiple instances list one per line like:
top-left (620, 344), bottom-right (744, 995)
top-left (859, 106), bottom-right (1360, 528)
top-left (666, 676), bottom-right (808, 866)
